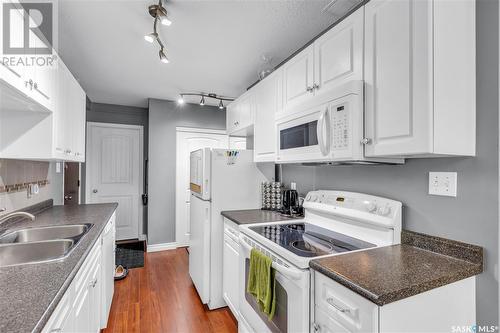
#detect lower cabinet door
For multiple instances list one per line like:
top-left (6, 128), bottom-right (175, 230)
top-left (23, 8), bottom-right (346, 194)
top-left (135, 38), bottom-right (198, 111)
top-left (41, 290), bottom-right (74, 333)
top-left (73, 287), bottom-right (91, 333)
top-left (223, 235), bottom-right (240, 318)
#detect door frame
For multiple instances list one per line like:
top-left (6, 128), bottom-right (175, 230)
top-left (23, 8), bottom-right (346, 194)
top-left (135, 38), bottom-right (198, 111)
top-left (63, 162), bottom-right (82, 205)
top-left (85, 121), bottom-right (145, 239)
top-left (175, 126), bottom-right (227, 247)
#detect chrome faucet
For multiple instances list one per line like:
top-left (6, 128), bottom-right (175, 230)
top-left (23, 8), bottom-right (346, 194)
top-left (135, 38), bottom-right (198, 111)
top-left (0, 211), bottom-right (36, 226)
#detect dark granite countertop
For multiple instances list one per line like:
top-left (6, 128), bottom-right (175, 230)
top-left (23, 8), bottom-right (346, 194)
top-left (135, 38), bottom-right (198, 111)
top-left (221, 209), bottom-right (302, 225)
top-left (0, 202), bottom-right (118, 333)
top-left (310, 230), bottom-right (483, 306)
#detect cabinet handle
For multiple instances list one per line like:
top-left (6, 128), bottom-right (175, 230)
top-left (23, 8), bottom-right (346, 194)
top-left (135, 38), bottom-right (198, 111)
top-left (306, 86), bottom-right (313, 93)
top-left (89, 278), bottom-right (97, 288)
top-left (313, 83), bottom-right (320, 90)
top-left (326, 297), bottom-right (350, 313)
top-left (360, 138), bottom-right (372, 145)
top-left (313, 323), bottom-right (320, 332)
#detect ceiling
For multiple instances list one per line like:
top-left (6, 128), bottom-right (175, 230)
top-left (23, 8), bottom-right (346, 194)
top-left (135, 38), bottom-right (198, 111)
top-left (57, 0), bottom-right (337, 108)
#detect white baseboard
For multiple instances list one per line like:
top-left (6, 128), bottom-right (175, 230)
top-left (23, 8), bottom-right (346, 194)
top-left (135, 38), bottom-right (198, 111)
top-left (147, 242), bottom-right (179, 252)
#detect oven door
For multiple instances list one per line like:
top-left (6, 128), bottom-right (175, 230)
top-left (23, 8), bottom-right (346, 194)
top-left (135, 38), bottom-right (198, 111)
top-left (239, 235), bottom-right (310, 333)
top-left (276, 103), bottom-right (332, 164)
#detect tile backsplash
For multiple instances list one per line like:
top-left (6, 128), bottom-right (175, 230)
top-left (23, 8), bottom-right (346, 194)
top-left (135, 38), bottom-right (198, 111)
top-left (0, 160), bottom-right (50, 193)
top-left (0, 159), bottom-right (64, 214)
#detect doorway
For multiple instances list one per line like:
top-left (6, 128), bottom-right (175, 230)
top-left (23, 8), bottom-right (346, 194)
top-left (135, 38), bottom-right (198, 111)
top-left (175, 127), bottom-right (229, 247)
top-left (64, 162), bottom-right (81, 205)
top-left (86, 122), bottom-right (144, 241)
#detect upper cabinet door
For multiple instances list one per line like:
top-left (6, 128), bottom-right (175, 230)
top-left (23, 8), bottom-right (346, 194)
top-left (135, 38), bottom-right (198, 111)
top-left (237, 90), bottom-right (255, 129)
top-left (0, 2), bottom-right (27, 93)
top-left (314, 6), bottom-right (363, 96)
top-left (226, 101), bottom-right (238, 134)
top-left (282, 45), bottom-right (314, 112)
top-left (364, 0), bottom-right (432, 157)
top-left (254, 70), bottom-right (282, 162)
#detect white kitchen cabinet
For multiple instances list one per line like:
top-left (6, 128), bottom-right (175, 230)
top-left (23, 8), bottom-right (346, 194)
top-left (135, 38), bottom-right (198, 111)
top-left (222, 218), bottom-right (240, 320)
top-left (43, 214), bottom-right (116, 333)
top-left (53, 56), bottom-right (86, 162)
top-left (253, 69), bottom-right (282, 162)
top-left (312, 271), bottom-right (476, 333)
top-left (282, 45), bottom-right (314, 112)
top-left (0, 2), bottom-right (27, 94)
top-left (313, 7), bottom-right (363, 98)
top-left (101, 214), bottom-right (116, 328)
top-left (227, 90), bottom-right (255, 136)
top-left (41, 289), bottom-right (74, 333)
top-left (364, 0), bottom-right (475, 157)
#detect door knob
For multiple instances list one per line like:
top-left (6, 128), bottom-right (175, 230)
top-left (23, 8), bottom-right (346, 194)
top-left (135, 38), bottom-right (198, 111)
top-left (64, 195), bottom-right (73, 201)
top-left (92, 189), bottom-right (98, 193)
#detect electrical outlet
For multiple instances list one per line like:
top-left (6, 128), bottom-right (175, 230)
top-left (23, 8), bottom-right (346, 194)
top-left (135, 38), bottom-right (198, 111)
top-left (428, 172), bottom-right (457, 197)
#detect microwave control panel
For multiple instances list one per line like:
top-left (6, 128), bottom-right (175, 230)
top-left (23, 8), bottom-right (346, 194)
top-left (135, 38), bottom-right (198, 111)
top-left (332, 103), bottom-right (349, 150)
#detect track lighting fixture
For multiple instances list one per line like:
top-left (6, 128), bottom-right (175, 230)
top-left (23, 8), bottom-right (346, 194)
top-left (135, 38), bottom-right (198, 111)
top-left (145, 0), bottom-right (171, 63)
top-left (159, 47), bottom-right (169, 63)
top-left (176, 93), bottom-right (234, 109)
top-left (144, 32), bottom-right (158, 43)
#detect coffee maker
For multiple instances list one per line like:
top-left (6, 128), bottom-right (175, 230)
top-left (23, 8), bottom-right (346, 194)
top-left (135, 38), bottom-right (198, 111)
top-left (281, 183), bottom-right (302, 216)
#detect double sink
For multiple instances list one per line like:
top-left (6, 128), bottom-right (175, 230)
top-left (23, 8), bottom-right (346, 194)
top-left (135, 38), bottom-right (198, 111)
top-left (0, 224), bottom-right (93, 267)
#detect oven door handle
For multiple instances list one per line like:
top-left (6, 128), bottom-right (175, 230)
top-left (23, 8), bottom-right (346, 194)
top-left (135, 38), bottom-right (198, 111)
top-left (239, 235), bottom-right (304, 281)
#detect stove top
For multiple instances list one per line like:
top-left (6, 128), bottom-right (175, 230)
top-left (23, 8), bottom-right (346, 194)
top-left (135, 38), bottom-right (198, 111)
top-left (248, 223), bottom-right (376, 258)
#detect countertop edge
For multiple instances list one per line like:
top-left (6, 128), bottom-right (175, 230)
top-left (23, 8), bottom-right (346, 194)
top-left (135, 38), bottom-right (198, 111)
top-left (309, 252), bottom-right (483, 306)
top-left (32, 203), bottom-right (118, 333)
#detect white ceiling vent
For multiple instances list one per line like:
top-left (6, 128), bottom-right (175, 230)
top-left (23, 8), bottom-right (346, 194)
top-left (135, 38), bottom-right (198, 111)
top-left (322, 0), bottom-right (363, 19)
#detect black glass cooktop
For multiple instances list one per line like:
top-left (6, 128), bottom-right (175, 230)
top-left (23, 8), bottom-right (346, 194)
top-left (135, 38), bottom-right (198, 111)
top-left (249, 223), bottom-right (376, 257)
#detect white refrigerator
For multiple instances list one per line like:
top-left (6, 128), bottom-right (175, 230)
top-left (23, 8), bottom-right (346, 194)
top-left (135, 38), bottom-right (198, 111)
top-left (189, 148), bottom-right (271, 310)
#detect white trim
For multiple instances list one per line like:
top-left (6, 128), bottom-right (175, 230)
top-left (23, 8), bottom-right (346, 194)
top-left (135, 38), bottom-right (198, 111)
top-left (86, 122), bottom-right (144, 240)
top-left (147, 242), bottom-right (180, 252)
top-left (176, 126), bottom-right (227, 135)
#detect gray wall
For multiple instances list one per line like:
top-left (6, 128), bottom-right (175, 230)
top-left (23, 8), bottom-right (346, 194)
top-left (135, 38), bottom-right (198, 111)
top-left (148, 99), bottom-right (226, 245)
top-left (282, 0), bottom-right (498, 325)
top-left (83, 100), bottom-right (149, 234)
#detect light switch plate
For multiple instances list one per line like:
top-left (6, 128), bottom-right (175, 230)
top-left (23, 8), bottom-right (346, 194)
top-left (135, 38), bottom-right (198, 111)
top-left (55, 162), bottom-right (61, 173)
top-left (428, 172), bottom-right (457, 197)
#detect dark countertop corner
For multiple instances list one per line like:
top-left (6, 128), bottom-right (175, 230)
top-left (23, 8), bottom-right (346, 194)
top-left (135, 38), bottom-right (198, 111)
top-left (0, 202), bottom-right (118, 333)
top-left (221, 209), bottom-right (302, 225)
top-left (310, 229), bottom-right (483, 306)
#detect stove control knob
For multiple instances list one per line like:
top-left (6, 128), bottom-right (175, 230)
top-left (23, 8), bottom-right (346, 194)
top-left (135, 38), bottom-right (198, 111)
top-left (365, 201), bottom-right (377, 213)
top-left (378, 205), bottom-right (392, 216)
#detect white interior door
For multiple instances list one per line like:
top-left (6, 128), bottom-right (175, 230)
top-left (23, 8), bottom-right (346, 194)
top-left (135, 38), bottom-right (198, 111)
top-left (175, 128), bottom-right (228, 247)
top-left (86, 123), bottom-right (143, 241)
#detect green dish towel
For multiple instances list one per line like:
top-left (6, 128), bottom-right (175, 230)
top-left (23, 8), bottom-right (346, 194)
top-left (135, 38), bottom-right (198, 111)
top-left (247, 248), bottom-right (276, 321)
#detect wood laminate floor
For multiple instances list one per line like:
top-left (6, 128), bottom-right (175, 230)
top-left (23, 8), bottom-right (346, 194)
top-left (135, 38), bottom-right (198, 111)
top-left (103, 248), bottom-right (238, 333)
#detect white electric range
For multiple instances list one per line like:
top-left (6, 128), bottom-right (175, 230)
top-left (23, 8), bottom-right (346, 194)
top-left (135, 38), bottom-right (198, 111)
top-left (238, 190), bottom-right (402, 333)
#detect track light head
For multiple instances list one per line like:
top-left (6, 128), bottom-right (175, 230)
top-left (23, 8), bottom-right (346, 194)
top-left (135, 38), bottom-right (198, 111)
top-left (218, 99), bottom-right (224, 109)
top-left (159, 48), bottom-right (169, 63)
top-left (149, 3), bottom-right (172, 26)
top-left (144, 32), bottom-right (158, 43)
top-left (177, 96), bottom-right (185, 105)
top-left (199, 96), bottom-right (205, 106)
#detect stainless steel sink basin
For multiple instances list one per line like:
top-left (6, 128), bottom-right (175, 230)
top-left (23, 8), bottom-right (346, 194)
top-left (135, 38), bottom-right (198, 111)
top-left (0, 224), bottom-right (92, 244)
top-left (0, 240), bottom-right (74, 267)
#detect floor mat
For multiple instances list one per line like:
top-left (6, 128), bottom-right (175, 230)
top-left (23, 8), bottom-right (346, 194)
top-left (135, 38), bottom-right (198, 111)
top-left (115, 242), bottom-right (145, 269)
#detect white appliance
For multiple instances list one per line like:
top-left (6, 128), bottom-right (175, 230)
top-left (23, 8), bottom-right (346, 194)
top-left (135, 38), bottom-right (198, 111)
top-left (238, 190), bottom-right (402, 333)
top-left (276, 81), bottom-right (403, 165)
top-left (189, 148), bottom-right (271, 310)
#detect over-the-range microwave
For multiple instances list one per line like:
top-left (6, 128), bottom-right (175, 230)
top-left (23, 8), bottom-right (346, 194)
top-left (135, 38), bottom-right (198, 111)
top-left (276, 81), bottom-right (404, 165)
